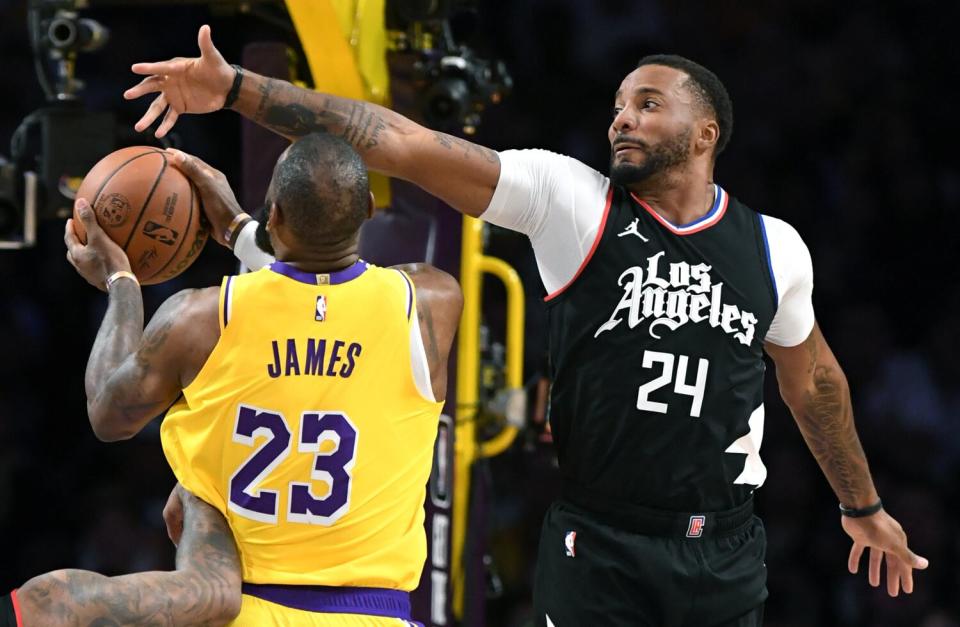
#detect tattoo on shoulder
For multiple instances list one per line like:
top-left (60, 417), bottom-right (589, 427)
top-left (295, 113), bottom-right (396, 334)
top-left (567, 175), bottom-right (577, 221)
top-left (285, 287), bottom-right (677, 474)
top-left (432, 132), bottom-right (498, 163)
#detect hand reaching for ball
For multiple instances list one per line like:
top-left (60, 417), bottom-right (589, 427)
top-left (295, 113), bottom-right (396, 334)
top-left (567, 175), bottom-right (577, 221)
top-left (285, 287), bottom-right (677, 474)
top-left (124, 25), bottom-right (234, 138)
top-left (65, 198), bottom-right (133, 291)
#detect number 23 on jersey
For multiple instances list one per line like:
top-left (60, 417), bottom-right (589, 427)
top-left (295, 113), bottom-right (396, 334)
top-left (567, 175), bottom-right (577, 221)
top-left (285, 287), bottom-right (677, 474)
top-left (228, 404), bottom-right (359, 526)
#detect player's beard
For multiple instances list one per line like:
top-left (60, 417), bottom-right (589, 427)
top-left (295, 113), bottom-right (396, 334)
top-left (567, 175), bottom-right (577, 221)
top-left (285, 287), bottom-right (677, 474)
top-left (252, 204), bottom-right (276, 256)
top-left (610, 127), bottom-right (692, 186)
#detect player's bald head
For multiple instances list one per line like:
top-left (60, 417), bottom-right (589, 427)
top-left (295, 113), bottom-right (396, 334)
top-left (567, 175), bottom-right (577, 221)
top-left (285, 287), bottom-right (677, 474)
top-left (268, 132), bottom-right (370, 244)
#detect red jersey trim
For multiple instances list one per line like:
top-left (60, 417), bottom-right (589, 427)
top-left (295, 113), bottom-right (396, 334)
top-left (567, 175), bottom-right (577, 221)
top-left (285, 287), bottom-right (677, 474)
top-left (630, 186), bottom-right (729, 236)
top-left (544, 187), bottom-right (615, 302)
top-left (11, 589), bottom-right (22, 627)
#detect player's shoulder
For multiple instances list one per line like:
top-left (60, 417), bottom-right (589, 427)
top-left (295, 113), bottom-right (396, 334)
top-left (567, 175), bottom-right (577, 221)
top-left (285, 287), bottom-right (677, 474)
top-left (757, 212), bottom-right (809, 252)
top-left (499, 148), bottom-right (608, 185)
top-left (390, 263), bottom-right (461, 300)
top-left (161, 286), bottom-right (220, 317)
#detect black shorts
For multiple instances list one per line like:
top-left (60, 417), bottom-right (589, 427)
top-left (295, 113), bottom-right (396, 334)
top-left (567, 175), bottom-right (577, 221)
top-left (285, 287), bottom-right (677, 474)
top-left (533, 499), bottom-right (767, 627)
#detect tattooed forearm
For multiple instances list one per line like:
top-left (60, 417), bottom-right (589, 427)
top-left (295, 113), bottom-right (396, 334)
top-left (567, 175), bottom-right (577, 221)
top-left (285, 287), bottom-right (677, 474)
top-left (85, 279), bottom-right (144, 405)
top-left (793, 364), bottom-right (877, 507)
top-left (254, 77), bottom-right (277, 121)
top-left (86, 289), bottom-right (197, 440)
top-left (432, 131), bottom-right (499, 163)
top-left (242, 71), bottom-right (397, 153)
top-left (18, 491), bottom-right (240, 627)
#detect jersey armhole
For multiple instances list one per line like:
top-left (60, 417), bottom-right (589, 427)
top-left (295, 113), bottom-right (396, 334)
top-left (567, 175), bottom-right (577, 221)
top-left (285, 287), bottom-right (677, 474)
top-left (395, 269), bottom-right (436, 402)
top-left (543, 186), bottom-right (615, 302)
top-left (757, 214), bottom-right (779, 308)
top-left (220, 275), bottom-right (235, 331)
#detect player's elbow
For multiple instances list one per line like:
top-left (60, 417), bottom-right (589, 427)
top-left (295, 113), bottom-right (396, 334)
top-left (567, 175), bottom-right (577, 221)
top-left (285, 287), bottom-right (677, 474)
top-left (88, 405), bottom-right (136, 442)
top-left (777, 363), bottom-right (850, 414)
top-left (204, 578), bottom-right (242, 625)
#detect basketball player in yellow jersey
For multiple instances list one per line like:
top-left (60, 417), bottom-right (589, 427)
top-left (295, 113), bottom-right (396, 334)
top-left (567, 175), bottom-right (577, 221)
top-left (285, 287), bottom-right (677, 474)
top-left (64, 132), bottom-right (463, 626)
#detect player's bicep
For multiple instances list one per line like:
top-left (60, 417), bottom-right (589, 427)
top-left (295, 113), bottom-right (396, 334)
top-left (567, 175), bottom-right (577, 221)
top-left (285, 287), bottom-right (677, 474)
top-left (391, 129), bottom-right (501, 218)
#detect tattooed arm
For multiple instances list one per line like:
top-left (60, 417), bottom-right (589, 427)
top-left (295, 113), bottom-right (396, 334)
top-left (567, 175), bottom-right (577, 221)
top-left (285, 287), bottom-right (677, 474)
top-left (766, 323), bottom-right (928, 597)
top-left (392, 263), bottom-right (463, 401)
top-left (125, 25), bottom-right (500, 217)
top-left (16, 485), bottom-right (241, 627)
top-left (65, 202), bottom-right (220, 442)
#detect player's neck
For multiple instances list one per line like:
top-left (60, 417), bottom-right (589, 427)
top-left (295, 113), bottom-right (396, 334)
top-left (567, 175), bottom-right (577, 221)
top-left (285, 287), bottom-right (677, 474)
top-left (276, 248), bottom-right (361, 274)
top-left (628, 168), bottom-right (716, 227)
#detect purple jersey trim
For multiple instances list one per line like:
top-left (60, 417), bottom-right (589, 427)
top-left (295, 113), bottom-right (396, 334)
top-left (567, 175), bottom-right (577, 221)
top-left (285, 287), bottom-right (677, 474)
top-left (269, 260), bottom-right (368, 286)
top-left (222, 275), bottom-right (234, 327)
top-left (241, 583), bottom-right (412, 619)
top-left (396, 269), bottom-right (414, 320)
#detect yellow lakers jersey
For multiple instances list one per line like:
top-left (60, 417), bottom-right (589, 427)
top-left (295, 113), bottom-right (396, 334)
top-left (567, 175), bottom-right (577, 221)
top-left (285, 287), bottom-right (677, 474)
top-left (161, 260), bottom-right (443, 590)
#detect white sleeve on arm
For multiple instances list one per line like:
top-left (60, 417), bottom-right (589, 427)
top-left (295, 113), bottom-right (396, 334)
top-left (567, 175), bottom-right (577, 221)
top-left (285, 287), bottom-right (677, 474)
top-left (762, 214), bottom-right (816, 347)
top-left (480, 149), bottom-right (610, 294)
top-left (233, 220), bottom-right (275, 270)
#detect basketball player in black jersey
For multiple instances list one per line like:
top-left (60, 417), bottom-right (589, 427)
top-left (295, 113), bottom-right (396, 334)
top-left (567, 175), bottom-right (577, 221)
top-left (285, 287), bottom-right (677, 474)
top-left (128, 26), bottom-right (928, 626)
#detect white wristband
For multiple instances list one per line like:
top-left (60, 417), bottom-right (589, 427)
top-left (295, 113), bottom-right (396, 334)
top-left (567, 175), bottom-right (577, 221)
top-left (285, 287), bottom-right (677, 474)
top-left (106, 270), bottom-right (139, 291)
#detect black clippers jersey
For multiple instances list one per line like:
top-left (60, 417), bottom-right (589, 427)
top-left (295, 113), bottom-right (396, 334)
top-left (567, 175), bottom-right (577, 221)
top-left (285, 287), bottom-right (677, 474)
top-left (546, 185), bottom-right (778, 512)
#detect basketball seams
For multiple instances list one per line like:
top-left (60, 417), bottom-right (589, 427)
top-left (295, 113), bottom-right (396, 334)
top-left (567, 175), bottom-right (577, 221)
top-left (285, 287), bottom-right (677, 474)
top-left (145, 172), bottom-right (195, 282)
top-left (122, 152), bottom-right (169, 252)
top-left (90, 148), bottom-right (164, 210)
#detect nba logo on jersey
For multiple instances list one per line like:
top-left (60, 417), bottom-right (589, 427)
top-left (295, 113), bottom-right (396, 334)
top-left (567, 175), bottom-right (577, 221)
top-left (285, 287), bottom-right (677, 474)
top-left (686, 515), bottom-right (706, 538)
top-left (564, 531), bottom-right (577, 557)
top-left (315, 295), bottom-right (327, 322)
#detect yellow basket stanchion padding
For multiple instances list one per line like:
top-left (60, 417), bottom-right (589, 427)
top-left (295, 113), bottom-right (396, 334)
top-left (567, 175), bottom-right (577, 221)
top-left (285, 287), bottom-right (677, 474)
top-left (283, 0), bottom-right (391, 207)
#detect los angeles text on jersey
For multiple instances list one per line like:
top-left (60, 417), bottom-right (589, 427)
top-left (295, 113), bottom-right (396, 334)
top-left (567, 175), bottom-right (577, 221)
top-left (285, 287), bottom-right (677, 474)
top-left (594, 251), bottom-right (758, 345)
top-left (267, 338), bottom-right (363, 378)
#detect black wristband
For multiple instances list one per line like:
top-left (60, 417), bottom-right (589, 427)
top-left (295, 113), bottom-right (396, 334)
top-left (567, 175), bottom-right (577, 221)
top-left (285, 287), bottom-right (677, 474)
top-left (223, 64), bottom-right (243, 109)
top-left (839, 499), bottom-right (883, 518)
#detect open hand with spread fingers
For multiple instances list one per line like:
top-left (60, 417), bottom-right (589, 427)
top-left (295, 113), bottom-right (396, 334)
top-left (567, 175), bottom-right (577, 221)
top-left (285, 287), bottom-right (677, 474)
top-left (123, 24), bottom-right (234, 138)
top-left (842, 508), bottom-right (929, 597)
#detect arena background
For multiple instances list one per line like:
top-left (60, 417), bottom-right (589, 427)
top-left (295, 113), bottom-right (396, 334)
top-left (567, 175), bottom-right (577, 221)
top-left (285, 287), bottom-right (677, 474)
top-left (1, 1), bottom-right (958, 625)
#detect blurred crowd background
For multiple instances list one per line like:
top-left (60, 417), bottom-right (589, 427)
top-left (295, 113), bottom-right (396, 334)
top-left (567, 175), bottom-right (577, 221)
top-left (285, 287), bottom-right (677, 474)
top-left (0, 1), bottom-right (957, 625)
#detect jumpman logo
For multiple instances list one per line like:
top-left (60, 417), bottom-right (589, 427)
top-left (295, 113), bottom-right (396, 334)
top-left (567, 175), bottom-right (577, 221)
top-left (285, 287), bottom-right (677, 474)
top-left (618, 218), bottom-right (649, 242)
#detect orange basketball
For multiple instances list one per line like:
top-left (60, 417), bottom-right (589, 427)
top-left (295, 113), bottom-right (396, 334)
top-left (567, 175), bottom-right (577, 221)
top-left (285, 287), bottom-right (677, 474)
top-left (74, 146), bottom-right (208, 285)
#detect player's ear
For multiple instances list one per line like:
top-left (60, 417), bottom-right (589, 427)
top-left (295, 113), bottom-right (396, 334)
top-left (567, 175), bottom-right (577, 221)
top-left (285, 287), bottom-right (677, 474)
top-left (367, 192), bottom-right (376, 219)
top-left (697, 119), bottom-right (719, 155)
top-left (266, 202), bottom-right (280, 232)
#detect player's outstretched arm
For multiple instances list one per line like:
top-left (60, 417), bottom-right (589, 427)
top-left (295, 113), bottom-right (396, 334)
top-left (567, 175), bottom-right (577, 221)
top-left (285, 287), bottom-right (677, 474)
top-left (65, 201), bottom-right (220, 441)
top-left (765, 323), bottom-right (929, 597)
top-left (125, 25), bottom-right (500, 217)
top-left (14, 486), bottom-right (241, 627)
top-left (392, 263), bottom-right (463, 401)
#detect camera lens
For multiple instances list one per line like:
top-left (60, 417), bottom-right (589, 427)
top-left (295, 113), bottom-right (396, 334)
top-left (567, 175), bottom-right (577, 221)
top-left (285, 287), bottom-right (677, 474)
top-left (423, 77), bottom-right (470, 128)
top-left (48, 17), bottom-right (77, 50)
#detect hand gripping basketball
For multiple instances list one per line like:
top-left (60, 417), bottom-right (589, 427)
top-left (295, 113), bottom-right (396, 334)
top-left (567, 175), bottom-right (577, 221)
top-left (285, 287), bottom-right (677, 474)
top-left (65, 198), bottom-right (133, 291)
top-left (124, 25), bottom-right (234, 138)
top-left (166, 149), bottom-right (244, 248)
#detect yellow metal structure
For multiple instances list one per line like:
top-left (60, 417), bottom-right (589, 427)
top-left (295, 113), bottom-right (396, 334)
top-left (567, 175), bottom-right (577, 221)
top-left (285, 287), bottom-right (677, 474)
top-left (284, 0), bottom-right (391, 207)
top-left (452, 216), bottom-right (526, 618)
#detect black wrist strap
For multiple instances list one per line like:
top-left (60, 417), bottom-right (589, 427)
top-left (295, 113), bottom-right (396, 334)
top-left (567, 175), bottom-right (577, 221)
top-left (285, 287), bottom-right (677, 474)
top-left (223, 64), bottom-right (243, 109)
top-left (839, 499), bottom-right (883, 518)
